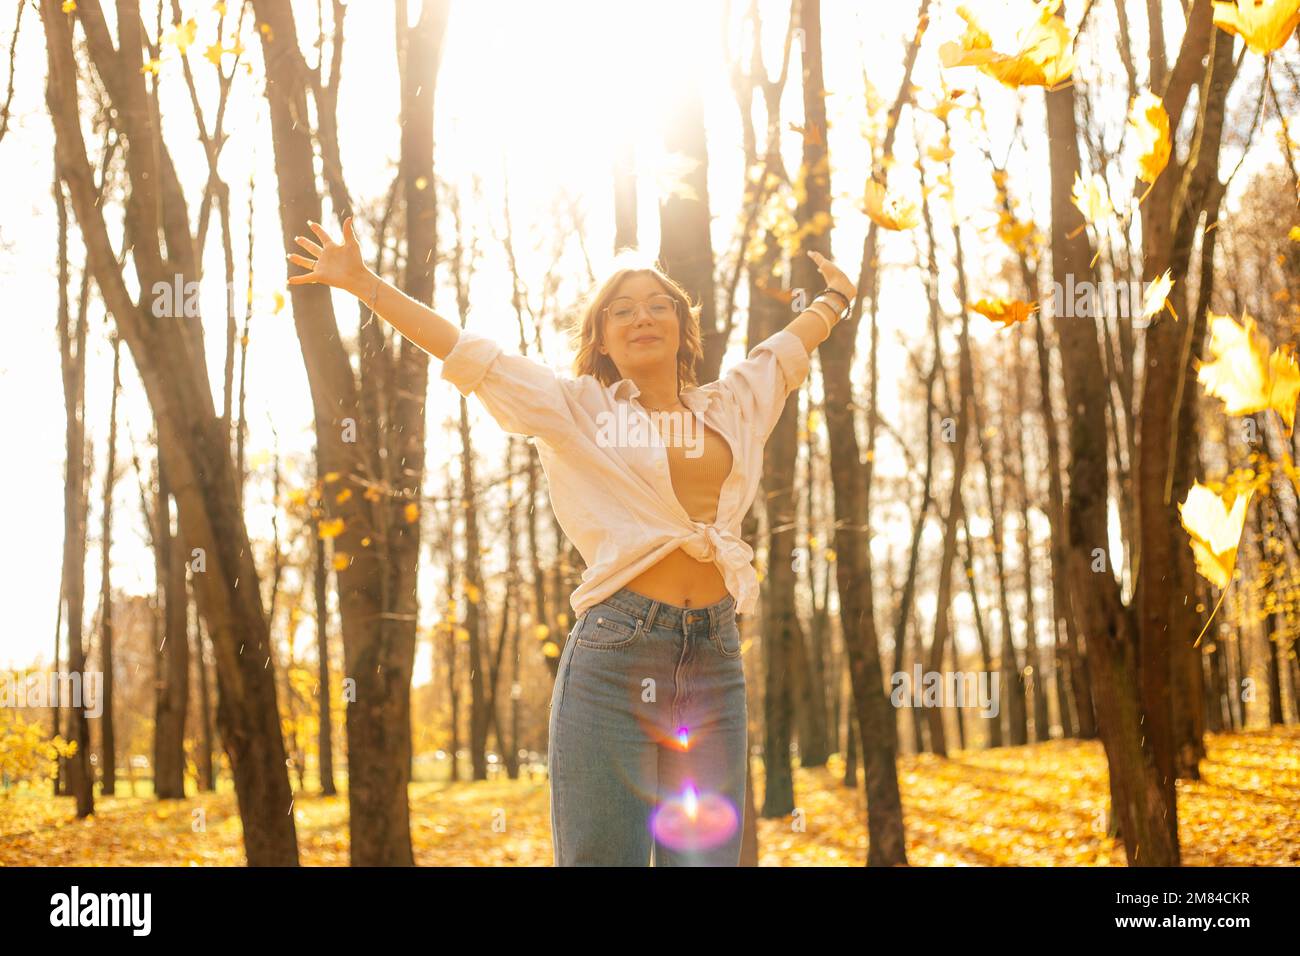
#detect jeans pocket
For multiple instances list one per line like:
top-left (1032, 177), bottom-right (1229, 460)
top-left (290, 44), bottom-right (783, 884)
top-left (575, 604), bottom-right (645, 650)
top-left (711, 615), bottom-right (743, 659)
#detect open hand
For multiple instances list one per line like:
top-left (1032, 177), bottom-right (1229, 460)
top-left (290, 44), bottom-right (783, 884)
top-left (806, 250), bottom-right (855, 305)
top-left (287, 216), bottom-right (368, 293)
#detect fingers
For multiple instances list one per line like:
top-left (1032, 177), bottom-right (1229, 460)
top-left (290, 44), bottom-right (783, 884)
top-left (287, 272), bottom-right (317, 285)
top-left (293, 235), bottom-right (324, 256)
top-left (344, 215), bottom-right (359, 246)
top-left (306, 219), bottom-right (334, 246)
top-left (287, 252), bottom-right (315, 269)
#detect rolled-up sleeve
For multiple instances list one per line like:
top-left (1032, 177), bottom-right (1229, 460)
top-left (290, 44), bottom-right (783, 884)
top-left (717, 328), bottom-right (811, 438)
top-left (440, 329), bottom-right (577, 446)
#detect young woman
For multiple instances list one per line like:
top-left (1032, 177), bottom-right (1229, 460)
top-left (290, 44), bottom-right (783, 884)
top-left (287, 217), bottom-right (855, 866)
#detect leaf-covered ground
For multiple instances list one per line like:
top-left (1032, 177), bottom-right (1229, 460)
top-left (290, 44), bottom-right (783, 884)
top-left (2, 727), bottom-right (1296, 866)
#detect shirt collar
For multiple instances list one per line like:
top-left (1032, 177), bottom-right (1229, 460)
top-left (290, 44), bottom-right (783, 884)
top-left (611, 377), bottom-right (709, 415)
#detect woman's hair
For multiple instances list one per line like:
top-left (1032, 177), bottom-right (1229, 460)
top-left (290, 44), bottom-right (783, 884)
top-left (569, 250), bottom-right (703, 388)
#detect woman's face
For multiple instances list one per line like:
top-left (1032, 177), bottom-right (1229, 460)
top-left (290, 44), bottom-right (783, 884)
top-left (599, 273), bottom-right (681, 383)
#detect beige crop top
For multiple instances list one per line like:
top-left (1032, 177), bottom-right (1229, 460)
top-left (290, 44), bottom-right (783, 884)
top-left (663, 421), bottom-right (734, 524)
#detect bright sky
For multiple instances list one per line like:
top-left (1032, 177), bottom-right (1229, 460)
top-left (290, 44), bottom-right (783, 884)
top-left (0, 0), bottom-right (1285, 670)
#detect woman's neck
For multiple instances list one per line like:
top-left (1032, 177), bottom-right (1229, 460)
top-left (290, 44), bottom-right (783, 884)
top-left (630, 369), bottom-right (681, 410)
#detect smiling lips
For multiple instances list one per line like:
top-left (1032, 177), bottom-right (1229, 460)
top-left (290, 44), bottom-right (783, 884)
top-left (630, 335), bottom-right (660, 344)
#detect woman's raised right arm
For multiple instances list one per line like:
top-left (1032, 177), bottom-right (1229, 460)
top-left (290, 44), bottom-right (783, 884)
top-left (287, 217), bottom-right (579, 445)
top-left (287, 217), bottom-right (459, 360)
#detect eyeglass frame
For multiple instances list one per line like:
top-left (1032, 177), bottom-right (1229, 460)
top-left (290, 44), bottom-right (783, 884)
top-left (600, 293), bottom-right (680, 327)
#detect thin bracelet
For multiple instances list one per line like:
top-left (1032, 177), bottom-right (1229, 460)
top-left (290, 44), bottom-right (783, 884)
top-left (817, 292), bottom-right (851, 318)
top-left (819, 288), bottom-right (851, 311)
top-left (808, 299), bottom-right (838, 337)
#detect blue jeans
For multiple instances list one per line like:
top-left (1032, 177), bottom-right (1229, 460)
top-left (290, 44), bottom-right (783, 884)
top-left (547, 586), bottom-right (748, 866)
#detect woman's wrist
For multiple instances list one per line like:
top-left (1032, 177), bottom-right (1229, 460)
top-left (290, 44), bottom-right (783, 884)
top-left (345, 265), bottom-right (380, 300)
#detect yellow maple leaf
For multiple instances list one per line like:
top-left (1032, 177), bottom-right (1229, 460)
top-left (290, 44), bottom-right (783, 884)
top-left (863, 179), bottom-right (919, 231)
top-left (163, 18), bottom-right (198, 55)
top-left (1289, 225), bottom-right (1300, 241)
top-left (1140, 270), bottom-right (1176, 320)
top-left (1127, 91), bottom-right (1171, 184)
top-left (940, 0), bottom-right (1074, 89)
top-left (971, 297), bottom-right (1037, 328)
top-left (1212, 0), bottom-right (1300, 55)
top-left (927, 143), bottom-right (955, 163)
top-left (61, 0), bottom-right (76, 12)
top-left (1197, 312), bottom-right (1300, 432)
top-left (1071, 172), bottom-right (1116, 229)
top-left (318, 517), bottom-right (344, 539)
top-left (1179, 481), bottom-right (1253, 588)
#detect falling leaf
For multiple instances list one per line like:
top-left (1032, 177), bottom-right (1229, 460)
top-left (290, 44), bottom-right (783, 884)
top-left (972, 297), bottom-right (1037, 328)
top-left (1289, 225), bottom-right (1300, 241)
top-left (335, 488), bottom-right (352, 504)
top-left (318, 517), bottom-right (344, 539)
top-left (939, 0), bottom-right (1074, 89)
top-left (404, 502), bottom-right (420, 523)
top-left (1197, 312), bottom-right (1300, 432)
top-left (163, 19), bottom-right (198, 55)
top-left (1071, 172), bottom-right (1116, 229)
top-left (1127, 91), bottom-right (1171, 184)
top-left (533, 624), bottom-right (550, 641)
top-left (863, 179), bottom-right (920, 230)
top-left (1211, 0), bottom-right (1300, 55)
top-left (1179, 481), bottom-right (1253, 588)
top-left (465, 582), bottom-right (481, 604)
top-left (272, 290), bottom-right (285, 313)
top-left (61, 1), bottom-right (76, 12)
top-left (1140, 270), bottom-right (1176, 320)
top-left (323, 471), bottom-right (341, 483)
top-left (789, 121), bottom-right (824, 146)
top-left (927, 143), bottom-right (955, 163)
top-left (332, 552), bottom-right (351, 571)
top-left (139, 58), bottom-right (162, 75)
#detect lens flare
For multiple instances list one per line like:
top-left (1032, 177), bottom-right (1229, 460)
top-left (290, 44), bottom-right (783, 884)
top-left (651, 781), bottom-right (739, 852)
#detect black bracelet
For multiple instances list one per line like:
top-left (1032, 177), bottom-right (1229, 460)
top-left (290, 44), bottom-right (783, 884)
top-left (816, 287), bottom-right (851, 311)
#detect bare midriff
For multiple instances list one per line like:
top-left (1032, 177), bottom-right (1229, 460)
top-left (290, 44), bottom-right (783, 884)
top-left (621, 412), bottom-right (733, 609)
top-left (622, 547), bottom-right (730, 609)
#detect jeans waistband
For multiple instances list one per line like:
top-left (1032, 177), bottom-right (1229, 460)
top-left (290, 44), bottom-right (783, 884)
top-left (598, 586), bottom-right (736, 633)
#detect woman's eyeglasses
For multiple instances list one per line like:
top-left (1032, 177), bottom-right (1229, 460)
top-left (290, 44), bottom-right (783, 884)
top-left (603, 294), bottom-right (678, 326)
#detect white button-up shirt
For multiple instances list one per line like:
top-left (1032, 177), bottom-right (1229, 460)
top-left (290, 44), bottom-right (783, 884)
top-left (439, 326), bottom-right (811, 617)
